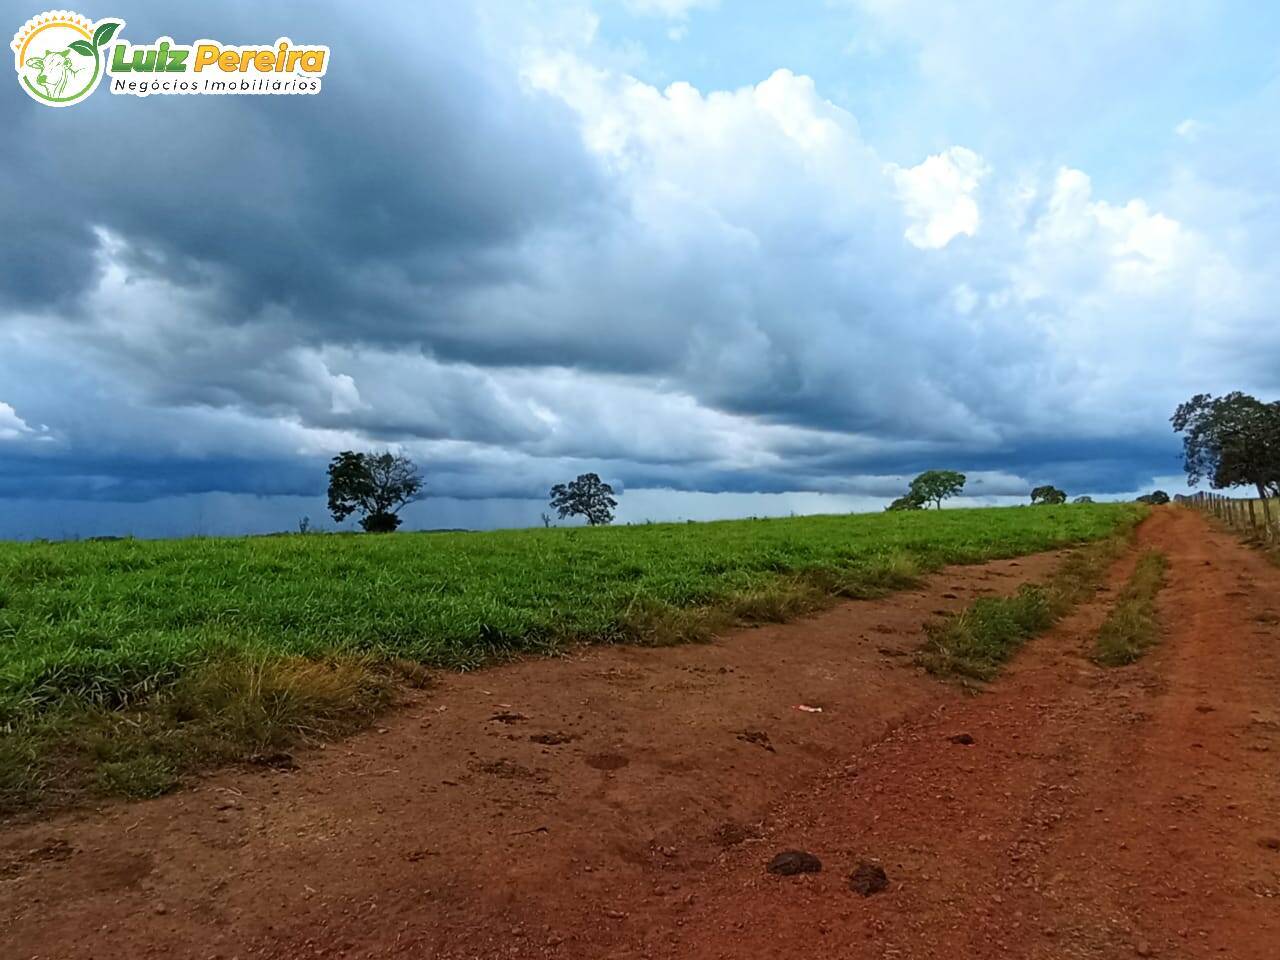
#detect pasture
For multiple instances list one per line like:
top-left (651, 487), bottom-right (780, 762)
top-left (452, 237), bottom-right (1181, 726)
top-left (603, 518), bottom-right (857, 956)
top-left (0, 504), bottom-right (1145, 808)
top-left (1, 504), bottom-right (1140, 721)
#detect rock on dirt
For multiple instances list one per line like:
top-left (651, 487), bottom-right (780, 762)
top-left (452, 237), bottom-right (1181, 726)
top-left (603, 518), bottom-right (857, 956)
top-left (948, 733), bottom-right (976, 745)
top-left (848, 861), bottom-right (889, 896)
top-left (766, 850), bottom-right (822, 876)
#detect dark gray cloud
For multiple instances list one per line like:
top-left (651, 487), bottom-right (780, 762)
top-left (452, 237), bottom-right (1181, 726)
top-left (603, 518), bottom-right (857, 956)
top-left (1, 0), bottom-right (1274, 537)
top-left (2, 2), bottom-right (604, 322)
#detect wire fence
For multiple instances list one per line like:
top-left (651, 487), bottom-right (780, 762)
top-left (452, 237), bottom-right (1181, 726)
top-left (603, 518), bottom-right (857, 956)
top-left (1181, 491), bottom-right (1280, 542)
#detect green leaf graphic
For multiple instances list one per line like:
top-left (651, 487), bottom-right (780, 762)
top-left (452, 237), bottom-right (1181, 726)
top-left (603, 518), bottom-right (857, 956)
top-left (92, 21), bottom-right (120, 48)
top-left (69, 39), bottom-right (95, 57)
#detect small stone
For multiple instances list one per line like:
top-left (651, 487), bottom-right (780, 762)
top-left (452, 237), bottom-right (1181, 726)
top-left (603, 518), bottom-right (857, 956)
top-left (1135, 940), bottom-right (1155, 957)
top-left (1259, 836), bottom-right (1280, 851)
top-left (153, 903), bottom-right (168, 915)
top-left (766, 850), bottom-right (822, 876)
top-left (948, 733), bottom-right (976, 745)
top-left (848, 861), bottom-right (889, 896)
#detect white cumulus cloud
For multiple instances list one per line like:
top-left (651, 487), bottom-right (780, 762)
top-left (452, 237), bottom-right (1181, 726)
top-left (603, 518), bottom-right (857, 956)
top-left (0, 401), bottom-right (41, 440)
top-left (890, 146), bottom-right (990, 249)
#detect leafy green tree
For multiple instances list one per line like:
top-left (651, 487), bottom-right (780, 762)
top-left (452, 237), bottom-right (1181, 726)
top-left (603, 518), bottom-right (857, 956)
top-left (907, 470), bottom-right (966, 510)
top-left (886, 492), bottom-right (925, 511)
top-left (1073, 495), bottom-right (1095, 504)
top-left (327, 450), bottom-right (424, 532)
top-left (549, 472), bottom-right (618, 526)
top-left (1030, 485), bottom-right (1067, 505)
top-left (1136, 490), bottom-right (1170, 505)
top-left (1172, 392), bottom-right (1280, 498)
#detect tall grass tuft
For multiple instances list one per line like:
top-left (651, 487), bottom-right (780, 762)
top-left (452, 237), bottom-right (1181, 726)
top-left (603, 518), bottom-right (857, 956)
top-left (1, 655), bottom-right (392, 812)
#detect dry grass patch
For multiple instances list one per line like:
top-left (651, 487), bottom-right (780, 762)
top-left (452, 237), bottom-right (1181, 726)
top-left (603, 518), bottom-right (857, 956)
top-left (1, 655), bottom-right (392, 813)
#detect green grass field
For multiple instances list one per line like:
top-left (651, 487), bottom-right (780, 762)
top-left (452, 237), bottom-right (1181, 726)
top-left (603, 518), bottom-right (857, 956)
top-left (1, 504), bottom-right (1141, 722)
top-left (1, 504), bottom-right (1145, 808)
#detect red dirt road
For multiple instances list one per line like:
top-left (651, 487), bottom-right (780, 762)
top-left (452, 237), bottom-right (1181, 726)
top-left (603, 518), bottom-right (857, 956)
top-left (3, 507), bottom-right (1279, 958)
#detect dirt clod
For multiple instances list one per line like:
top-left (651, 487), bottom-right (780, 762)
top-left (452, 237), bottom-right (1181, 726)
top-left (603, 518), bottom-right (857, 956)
top-left (766, 850), bottom-right (822, 876)
top-left (713, 821), bottom-right (761, 848)
top-left (585, 752), bottom-right (629, 771)
top-left (948, 733), bottom-right (976, 745)
top-left (247, 751), bottom-right (297, 770)
top-left (474, 758), bottom-right (535, 779)
top-left (848, 861), bottom-right (889, 896)
top-left (736, 729), bottom-right (775, 752)
top-left (529, 732), bottom-right (576, 745)
top-left (0, 839), bottom-right (75, 880)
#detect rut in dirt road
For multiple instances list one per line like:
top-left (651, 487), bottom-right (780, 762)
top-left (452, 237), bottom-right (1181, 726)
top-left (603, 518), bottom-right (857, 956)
top-left (661, 507), bottom-right (1280, 960)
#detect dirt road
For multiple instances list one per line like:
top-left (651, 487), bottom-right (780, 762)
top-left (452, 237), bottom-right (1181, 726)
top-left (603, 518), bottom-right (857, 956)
top-left (3, 508), bottom-right (1278, 958)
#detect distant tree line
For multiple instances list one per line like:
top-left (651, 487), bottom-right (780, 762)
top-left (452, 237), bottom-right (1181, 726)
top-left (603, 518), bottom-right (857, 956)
top-left (884, 473), bottom-right (1173, 512)
top-left (326, 403), bottom-right (1271, 537)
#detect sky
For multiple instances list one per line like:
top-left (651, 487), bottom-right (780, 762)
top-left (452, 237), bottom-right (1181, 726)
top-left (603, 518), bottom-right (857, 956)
top-left (2, 0), bottom-right (1279, 538)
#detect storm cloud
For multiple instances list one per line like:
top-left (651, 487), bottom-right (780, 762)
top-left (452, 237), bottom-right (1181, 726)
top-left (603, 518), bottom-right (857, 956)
top-left (2, 0), bottom-right (1277, 536)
